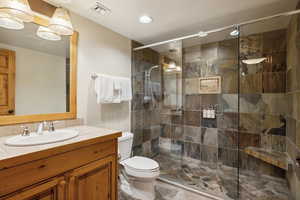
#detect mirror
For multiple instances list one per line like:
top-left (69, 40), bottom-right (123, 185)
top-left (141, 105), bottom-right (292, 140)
top-left (0, 22), bottom-right (70, 116)
top-left (0, 3), bottom-right (77, 126)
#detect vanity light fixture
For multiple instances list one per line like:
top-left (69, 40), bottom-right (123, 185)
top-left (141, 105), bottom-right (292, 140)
top-left (0, 12), bottom-right (24, 29)
top-left (37, 26), bottom-right (61, 41)
top-left (48, 7), bottom-right (73, 35)
top-left (0, 0), bottom-right (34, 22)
top-left (139, 15), bottom-right (152, 24)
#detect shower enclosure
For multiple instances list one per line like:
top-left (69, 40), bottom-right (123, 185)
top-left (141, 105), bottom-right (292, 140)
top-left (131, 11), bottom-right (300, 200)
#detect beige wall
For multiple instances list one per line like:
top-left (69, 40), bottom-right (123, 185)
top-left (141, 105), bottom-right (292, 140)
top-left (71, 13), bottom-right (132, 132)
top-left (0, 42), bottom-right (66, 115)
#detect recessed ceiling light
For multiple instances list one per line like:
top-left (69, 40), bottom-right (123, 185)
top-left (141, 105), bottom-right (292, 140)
top-left (139, 15), bottom-right (152, 24)
top-left (230, 26), bottom-right (240, 36)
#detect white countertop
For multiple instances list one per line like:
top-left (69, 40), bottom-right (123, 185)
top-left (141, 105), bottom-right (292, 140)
top-left (0, 126), bottom-right (121, 164)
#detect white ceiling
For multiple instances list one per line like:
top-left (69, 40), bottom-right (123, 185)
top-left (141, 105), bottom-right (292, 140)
top-left (51, 0), bottom-right (298, 45)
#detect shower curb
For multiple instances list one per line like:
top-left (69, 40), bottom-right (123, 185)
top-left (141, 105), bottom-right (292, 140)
top-left (157, 177), bottom-right (231, 200)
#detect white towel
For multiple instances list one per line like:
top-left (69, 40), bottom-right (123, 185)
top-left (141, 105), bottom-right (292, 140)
top-left (94, 74), bottom-right (121, 104)
top-left (119, 78), bottom-right (132, 102)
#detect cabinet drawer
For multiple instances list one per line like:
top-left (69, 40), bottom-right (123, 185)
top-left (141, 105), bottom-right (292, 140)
top-left (0, 139), bottom-right (116, 197)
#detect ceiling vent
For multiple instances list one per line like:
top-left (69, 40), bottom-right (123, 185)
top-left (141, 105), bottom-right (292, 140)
top-left (91, 2), bottom-right (111, 15)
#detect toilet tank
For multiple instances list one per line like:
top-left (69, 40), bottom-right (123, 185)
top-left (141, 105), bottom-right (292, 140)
top-left (118, 132), bottom-right (134, 161)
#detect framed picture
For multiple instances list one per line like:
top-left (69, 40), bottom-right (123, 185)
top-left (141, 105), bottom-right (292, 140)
top-left (199, 76), bottom-right (221, 94)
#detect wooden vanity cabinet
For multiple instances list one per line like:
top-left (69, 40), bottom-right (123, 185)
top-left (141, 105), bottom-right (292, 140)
top-left (1, 177), bottom-right (66, 200)
top-left (0, 137), bottom-right (119, 200)
top-left (67, 156), bottom-right (116, 200)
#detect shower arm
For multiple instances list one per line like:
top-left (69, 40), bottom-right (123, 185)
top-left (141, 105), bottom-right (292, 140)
top-left (145, 65), bottom-right (159, 78)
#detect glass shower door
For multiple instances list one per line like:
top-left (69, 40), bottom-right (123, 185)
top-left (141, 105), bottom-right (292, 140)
top-left (177, 28), bottom-right (240, 199)
top-left (237, 13), bottom-right (298, 200)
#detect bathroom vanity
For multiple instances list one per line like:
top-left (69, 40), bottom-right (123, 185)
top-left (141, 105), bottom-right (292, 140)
top-left (0, 126), bottom-right (121, 200)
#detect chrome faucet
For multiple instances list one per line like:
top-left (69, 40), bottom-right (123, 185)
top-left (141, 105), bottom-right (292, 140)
top-left (36, 121), bottom-right (47, 135)
top-left (21, 126), bottom-right (30, 136)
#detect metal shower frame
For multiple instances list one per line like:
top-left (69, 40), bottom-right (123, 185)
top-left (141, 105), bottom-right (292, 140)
top-left (133, 9), bottom-right (300, 51)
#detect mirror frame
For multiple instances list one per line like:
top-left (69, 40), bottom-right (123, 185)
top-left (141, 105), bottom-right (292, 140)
top-left (0, 12), bottom-right (78, 126)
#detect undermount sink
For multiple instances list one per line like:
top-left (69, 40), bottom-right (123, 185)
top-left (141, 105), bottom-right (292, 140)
top-left (5, 129), bottom-right (79, 147)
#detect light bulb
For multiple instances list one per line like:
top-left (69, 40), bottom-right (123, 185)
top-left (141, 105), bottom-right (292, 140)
top-left (37, 26), bottom-right (61, 41)
top-left (0, 0), bottom-right (33, 22)
top-left (0, 12), bottom-right (24, 30)
top-left (139, 15), bottom-right (152, 24)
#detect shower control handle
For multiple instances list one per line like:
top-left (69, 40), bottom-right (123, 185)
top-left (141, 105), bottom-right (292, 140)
top-left (296, 158), bottom-right (300, 168)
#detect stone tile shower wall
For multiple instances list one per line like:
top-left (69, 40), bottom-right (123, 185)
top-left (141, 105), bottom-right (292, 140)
top-left (238, 29), bottom-right (287, 177)
top-left (158, 29), bottom-right (288, 178)
top-left (286, 12), bottom-right (300, 200)
top-left (131, 41), bottom-right (161, 157)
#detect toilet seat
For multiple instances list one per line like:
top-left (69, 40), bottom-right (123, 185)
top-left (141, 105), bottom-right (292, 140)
top-left (121, 156), bottom-right (160, 178)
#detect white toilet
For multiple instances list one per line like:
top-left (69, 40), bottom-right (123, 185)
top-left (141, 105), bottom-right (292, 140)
top-left (118, 132), bottom-right (160, 200)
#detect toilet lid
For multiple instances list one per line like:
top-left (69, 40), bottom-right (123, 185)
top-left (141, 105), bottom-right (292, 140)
top-left (123, 156), bottom-right (159, 171)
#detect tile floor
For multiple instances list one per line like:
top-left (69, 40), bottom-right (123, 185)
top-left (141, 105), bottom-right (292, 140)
top-left (119, 179), bottom-right (212, 200)
top-left (153, 154), bottom-right (290, 200)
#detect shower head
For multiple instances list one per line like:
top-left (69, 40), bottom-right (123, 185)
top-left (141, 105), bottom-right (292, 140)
top-left (242, 58), bottom-right (267, 65)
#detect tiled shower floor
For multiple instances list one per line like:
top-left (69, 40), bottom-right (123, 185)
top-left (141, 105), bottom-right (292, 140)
top-left (119, 179), bottom-right (212, 200)
top-left (153, 154), bottom-right (290, 200)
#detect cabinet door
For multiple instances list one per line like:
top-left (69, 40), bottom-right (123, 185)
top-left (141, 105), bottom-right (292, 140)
top-left (0, 49), bottom-right (15, 115)
top-left (67, 155), bottom-right (117, 200)
top-left (1, 177), bottom-right (66, 200)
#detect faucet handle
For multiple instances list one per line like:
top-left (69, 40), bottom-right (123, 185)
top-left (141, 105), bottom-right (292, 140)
top-left (21, 125), bottom-right (30, 136)
top-left (48, 121), bottom-right (57, 132)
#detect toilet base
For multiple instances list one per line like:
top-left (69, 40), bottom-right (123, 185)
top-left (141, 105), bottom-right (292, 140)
top-left (120, 173), bottom-right (156, 200)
